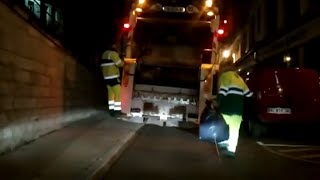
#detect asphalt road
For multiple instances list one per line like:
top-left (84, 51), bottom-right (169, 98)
top-left (103, 124), bottom-right (320, 180)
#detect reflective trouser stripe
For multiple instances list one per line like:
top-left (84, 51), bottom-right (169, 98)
top-left (108, 101), bottom-right (114, 110)
top-left (114, 101), bottom-right (121, 111)
top-left (107, 84), bottom-right (121, 111)
top-left (104, 75), bottom-right (120, 79)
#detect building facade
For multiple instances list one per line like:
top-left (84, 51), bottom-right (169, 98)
top-left (219, 0), bottom-right (320, 72)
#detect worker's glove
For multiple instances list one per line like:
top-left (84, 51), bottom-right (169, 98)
top-left (212, 100), bottom-right (219, 109)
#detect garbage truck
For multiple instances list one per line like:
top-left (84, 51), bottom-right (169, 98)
top-left (120, 0), bottom-right (221, 127)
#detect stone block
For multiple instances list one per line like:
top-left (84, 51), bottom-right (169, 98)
top-left (0, 96), bottom-right (13, 110)
top-left (37, 107), bottom-right (63, 120)
top-left (6, 109), bottom-right (37, 124)
top-left (15, 85), bottom-right (51, 98)
top-left (13, 69), bottom-right (31, 83)
top-left (37, 98), bottom-right (63, 108)
top-left (0, 80), bottom-right (16, 96)
top-left (50, 88), bottom-right (63, 98)
top-left (0, 64), bottom-right (13, 80)
top-left (36, 86), bottom-right (52, 97)
top-left (11, 55), bottom-right (47, 75)
top-left (13, 98), bottom-right (37, 109)
top-left (47, 67), bottom-right (64, 82)
top-left (0, 49), bottom-right (12, 65)
top-left (31, 73), bottom-right (50, 86)
top-left (14, 84), bottom-right (35, 97)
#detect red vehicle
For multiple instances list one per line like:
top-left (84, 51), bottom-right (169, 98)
top-left (242, 67), bottom-right (320, 137)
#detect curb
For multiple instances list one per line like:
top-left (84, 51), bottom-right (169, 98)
top-left (87, 125), bottom-right (144, 180)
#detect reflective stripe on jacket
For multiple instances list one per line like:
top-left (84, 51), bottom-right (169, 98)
top-left (217, 71), bottom-right (253, 115)
top-left (100, 50), bottom-right (124, 79)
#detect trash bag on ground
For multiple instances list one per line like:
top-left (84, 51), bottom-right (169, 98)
top-left (199, 100), bottom-right (229, 143)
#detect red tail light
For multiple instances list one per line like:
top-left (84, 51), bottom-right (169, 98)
top-left (123, 23), bottom-right (130, 29)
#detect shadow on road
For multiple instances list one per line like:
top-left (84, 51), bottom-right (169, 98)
top-left (176, 127), bottom-right (199, 138)
top-left (177, 123), bottom-right (250, 140)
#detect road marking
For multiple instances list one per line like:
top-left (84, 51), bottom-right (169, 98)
top-left (300, 154), bottom-right (320, 159)
top-left (256, 141), bottom-right (320, 165)
top-left (256, 141), bottom-right (320, 148)
top-left (278, 148), bottom-right (320, 153)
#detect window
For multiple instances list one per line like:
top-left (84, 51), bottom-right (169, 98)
top-left (309, 0), bottom-right (320, 17)
top-left (24, 0), bottom-right (41, 18)
top-left (241, 32), bottom-right (247, 55)
top-left (27, 0), bottom-right (34, 12)
top-left (266, 0), bottom-right (277, 35)
top-left (304, 38), bottom-right (320, 72)
top-left (250, 16), bottom-right (255, 46)
top-left (283, 0), bottom-right (300, 27)
top-left (256, 7), bottom-right (261, 34)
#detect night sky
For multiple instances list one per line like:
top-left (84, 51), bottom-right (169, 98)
top-left (61, 0), bottom-right (131, 64)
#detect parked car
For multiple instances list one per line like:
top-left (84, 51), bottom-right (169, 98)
top-left (242, 67), bottom-right (320, 138)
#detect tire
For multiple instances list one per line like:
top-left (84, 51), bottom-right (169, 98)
top-left (248, 120), bottom-right (267, 139)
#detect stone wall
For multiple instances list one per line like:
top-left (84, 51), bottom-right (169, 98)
top-left (0, 2), bottom-right (105, 154)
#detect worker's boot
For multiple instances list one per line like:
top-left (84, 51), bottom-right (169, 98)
top-left (217, 141), bottom-right (229, 150)
top-left (221, 150), bottom-right (236, 159)
top-left (114, 111), bottom-right (128, 119)
top-left (109, 110), bottom-right (115, 117)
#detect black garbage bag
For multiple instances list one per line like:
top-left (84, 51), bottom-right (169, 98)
top-left (199, 100), bottom-right (229, 143)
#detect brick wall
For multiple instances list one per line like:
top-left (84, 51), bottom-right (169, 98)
top-left (0, 2), bottom-right (105, 154)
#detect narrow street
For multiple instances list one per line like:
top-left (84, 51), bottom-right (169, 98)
top-left (1, 0), bottom-right (320, 179)
top-left (104, 125), bottom-right (320, 180)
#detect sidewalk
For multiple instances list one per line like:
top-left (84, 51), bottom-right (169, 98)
top-left (0, 112), bottom-right (143, 180)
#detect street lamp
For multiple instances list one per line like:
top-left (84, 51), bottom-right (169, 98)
top-left (205, 0), bottom-right (213, 8)
top-left (284, 55), bottom-right (291, 62)
top-left (123, 23), bottom-right (130, 29)
top-left (139, 0), bottom-right (145, 5)
top-left (283, 54), bottom-right (291, 67)
top-left (222, 50), bottom-right (230, 58)
top-left (207, 11), bottom-right (214, 16)
top-left (136, 8), bottom-right (143, 12)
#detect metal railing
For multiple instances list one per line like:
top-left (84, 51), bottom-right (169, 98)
top-left (4, 0), bottom-right (64, 40)
top-left (1, 0), bottom-right (103, 73)
top-left (26, 0), bottom-right (64, 38)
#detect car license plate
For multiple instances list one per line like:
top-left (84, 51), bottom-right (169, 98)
top-left (163, 6), bottom-right (185, 13)
top-left (267, 108), bottom-right (292, 114)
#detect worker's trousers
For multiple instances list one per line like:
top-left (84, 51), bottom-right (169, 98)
top-left (107, 83), bottom-right (121, 111)
top-left (220, 114), bottom-right (242, 153)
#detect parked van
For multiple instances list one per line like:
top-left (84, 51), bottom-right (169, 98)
top-left (242, 67), bottom-right (320, 137)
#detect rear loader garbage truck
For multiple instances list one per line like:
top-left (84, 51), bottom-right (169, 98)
top-left (120, 0), bottom-right (221, 127)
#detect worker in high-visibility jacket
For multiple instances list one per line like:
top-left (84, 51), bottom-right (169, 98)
top-left (100, 44), bottom-right (126, 117)
top-left (216, 59), bottom-right (253, 158)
